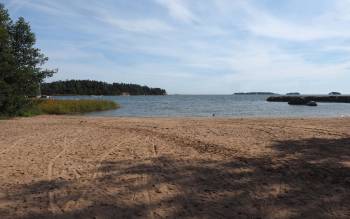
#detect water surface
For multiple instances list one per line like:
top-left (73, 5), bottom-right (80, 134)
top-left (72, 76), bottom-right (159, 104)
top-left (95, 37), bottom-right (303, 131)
top-left (54, 95), bottom-right (350, 117)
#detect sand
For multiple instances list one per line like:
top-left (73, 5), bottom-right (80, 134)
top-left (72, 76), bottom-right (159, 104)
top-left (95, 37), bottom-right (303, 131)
top-left (0, 115), bottom-right (349, 219)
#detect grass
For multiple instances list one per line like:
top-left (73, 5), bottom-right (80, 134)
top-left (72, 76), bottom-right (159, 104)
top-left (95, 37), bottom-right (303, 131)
top-left (0, 99), bottom-right (118, 118)
top-left (36, 99), bottom-right (119, 115)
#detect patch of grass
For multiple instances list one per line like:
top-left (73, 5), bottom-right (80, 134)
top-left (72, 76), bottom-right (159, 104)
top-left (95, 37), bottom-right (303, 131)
top-left (19, 104), bottom-right (42, 117)
top-left (1, 99), bottom-right (119, 118)
top-left (37, 99), bottom-right (118, 115)
top-left (35, 99), bottom-right (119, 115)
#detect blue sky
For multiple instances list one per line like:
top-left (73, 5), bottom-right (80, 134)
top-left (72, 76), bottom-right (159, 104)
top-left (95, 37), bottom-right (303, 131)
top-left (3, 0), bottom-right (350, 94)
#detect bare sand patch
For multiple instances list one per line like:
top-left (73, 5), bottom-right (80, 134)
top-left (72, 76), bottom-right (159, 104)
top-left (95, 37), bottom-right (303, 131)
top-left (0, 116), bottom-right (349, 218)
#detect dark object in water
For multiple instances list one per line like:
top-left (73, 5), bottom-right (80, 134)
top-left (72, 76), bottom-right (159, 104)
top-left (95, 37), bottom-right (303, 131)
top-left (287, 97), bottom-right (317, 106)
top-left (306, 101), bottom-right (317, 106)
top-left (286, 92), bottom-right (300, 95)
top-left (329, 92), bottom-right (341, 96)
top-left (288, 97), bottom-right (308, 105)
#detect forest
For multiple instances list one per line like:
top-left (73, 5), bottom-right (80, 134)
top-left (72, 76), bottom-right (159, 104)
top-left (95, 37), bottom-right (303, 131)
top-left (41, 80), bottom-right (167, 96)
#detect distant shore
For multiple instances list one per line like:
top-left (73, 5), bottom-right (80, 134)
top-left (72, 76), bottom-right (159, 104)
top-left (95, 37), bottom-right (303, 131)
top-left (234, 92), bottom-right (277, 95)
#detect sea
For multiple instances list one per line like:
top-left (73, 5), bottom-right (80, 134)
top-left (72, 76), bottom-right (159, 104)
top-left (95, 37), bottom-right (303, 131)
top-left (54, 95), bottom-right (350, 118)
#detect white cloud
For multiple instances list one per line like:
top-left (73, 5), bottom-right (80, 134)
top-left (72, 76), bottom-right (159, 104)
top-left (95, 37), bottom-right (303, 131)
top-left (5, 0), bottom-right (350, 93)
top-left (102, 16), bottom-right (173, 33)
top-left (155, 0), bottom-right (198, 23)
top-left (224, 0), bottom-right (350, 41)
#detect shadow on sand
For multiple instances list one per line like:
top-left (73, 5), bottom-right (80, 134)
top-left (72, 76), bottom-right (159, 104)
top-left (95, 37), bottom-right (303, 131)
top-left (1, 137), bottom-right (350, 219)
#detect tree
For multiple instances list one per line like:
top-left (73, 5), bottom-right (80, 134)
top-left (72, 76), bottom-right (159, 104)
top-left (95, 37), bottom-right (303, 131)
top-left (0, 4), bottom-right (18, 115)
top-left (0, 4), bottom-right (56, 116)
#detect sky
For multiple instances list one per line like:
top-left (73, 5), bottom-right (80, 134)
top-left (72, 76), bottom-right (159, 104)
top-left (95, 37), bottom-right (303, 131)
top-left (3, 0), bottom-right (350, 94)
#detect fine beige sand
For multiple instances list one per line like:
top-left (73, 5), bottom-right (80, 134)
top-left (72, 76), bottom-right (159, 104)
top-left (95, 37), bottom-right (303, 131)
top-left (0, 116), bottom-right (349, 219)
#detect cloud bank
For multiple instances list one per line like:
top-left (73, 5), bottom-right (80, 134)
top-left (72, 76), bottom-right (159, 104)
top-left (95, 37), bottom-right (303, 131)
top-left (4, 0), bottom-right (350, 94)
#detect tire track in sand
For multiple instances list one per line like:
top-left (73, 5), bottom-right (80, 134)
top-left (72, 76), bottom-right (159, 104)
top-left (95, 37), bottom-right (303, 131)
top-left (47, 136), bottom-right (67, 215)
top-left (0, 139), bottom-right (25, 155)
top-left (89, 135), bottom-right (157, 218)
top-left (46, 131), bottom-right (122, 213)
top-left (143, 136), bottom-right (157, 219)
top-left (77, 138), bottom-right (131, 206)
top-left (120, 136), bottom-right (156, 219)
top-left (0, 134), bottom-right (38, 155)
top-left (145, 135), bottom-right (196, 218)
top-left (47, 130), bottom-right (83, 215)
top-left (92, 140), bottom-right (129, 180)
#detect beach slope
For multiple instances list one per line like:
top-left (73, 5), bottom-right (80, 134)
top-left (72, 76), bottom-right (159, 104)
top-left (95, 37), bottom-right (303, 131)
top-left (0, 116), bottom-right (349, 218)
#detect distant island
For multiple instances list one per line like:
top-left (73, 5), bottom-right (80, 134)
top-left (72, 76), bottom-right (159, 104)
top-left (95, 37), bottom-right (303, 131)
top-left (234, 92), bottom-right (278, 95)
top-left (329, 92), bottom-right (341, 96)
top-left (41, 80), bottom-right (167, 96)
top-left (286, 92), bottom-right (301, 95)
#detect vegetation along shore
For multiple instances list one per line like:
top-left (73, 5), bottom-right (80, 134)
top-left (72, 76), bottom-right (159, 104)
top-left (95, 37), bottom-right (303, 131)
top-left (22, 99), bottom-right (119, 116)
top-left (41, 80), bottom-right (167, 96)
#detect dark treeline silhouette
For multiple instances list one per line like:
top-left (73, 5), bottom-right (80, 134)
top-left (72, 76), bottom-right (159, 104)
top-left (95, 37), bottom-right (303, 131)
top-left (41, 80), bottom-right (167, 96)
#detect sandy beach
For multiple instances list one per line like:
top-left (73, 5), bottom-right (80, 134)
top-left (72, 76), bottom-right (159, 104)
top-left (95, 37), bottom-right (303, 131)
top-left (0, 116), bottom-right (349, 218)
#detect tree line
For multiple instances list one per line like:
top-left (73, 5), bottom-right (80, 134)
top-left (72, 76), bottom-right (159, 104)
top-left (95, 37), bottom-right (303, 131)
top-left (41, 80), bottom-right (167, 96)
top-left (0, 4), bottom-right (56, 116)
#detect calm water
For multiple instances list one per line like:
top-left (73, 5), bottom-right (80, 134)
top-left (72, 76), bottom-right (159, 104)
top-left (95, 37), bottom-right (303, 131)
top-left (54, 95), bottom-right (350, 117)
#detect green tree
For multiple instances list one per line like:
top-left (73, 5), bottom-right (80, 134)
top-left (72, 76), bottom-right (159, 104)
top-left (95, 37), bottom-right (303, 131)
top-left (0, 4), bottom-right (56, 116)
top-left (0, 4), bottom-right (18, 115)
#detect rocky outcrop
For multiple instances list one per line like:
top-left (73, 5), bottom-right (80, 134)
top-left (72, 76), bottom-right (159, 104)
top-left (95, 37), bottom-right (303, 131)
top-left (286, 97), bottom-right (318, 106)
top-left (267, 95), bottom-right (350, 103)
top-left (287, 97), bottom-right (308, 105)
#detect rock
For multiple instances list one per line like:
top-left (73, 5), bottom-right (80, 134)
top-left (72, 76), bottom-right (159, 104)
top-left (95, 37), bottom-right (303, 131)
top-left (288, 98), bottom-right (318, 106)
top-left (288, 97), bottom-right (308, 105)
top-left (267, 95), bottom-right (350, 103)
top-left (306, 101), bottom-right (317, 106)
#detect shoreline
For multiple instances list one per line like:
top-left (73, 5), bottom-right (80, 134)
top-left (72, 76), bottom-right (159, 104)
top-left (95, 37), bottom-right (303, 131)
top-left (33, 114), bottom-right (350, 120)
top-left (9, 114), bottom-right (350, 120)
